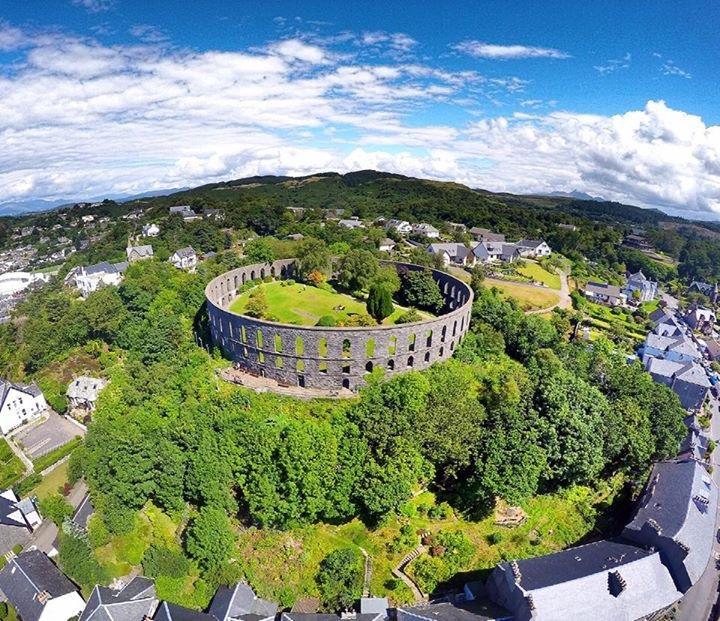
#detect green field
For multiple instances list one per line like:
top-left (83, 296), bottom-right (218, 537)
top-left (485, 279), bottom-right (560, 311)
top-left (230, 281), bottom-right (427, 326)
top-left (517, 262), bottom-right (561, 289)
top-left (0, 438), bottom-right (25, 489)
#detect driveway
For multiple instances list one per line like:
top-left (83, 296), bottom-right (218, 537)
top-left (524, 269), bottom-right (572, 315)
top-left (13, 411), bottom-right (84, 460)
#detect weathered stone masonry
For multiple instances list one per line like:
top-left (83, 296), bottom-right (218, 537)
top-left (205, 259), bottom-right (473, 391)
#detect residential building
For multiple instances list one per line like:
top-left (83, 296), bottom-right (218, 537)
top-left (81, 215), bottom-right (95, 224)
top-left (360, 597), bottom-right (389, 618)
top-left (338, 217), bottom-right (365, 230)
top-left (645, 358), bottom-right (711, 411)
top-left (142, 223), bottom-right (161, 237)
top-left (169, 246), bottom-right (198, 272)
top-left (66, 376), bottom-right (107, 413)
top-left (208, 582), bottom-right (277, 621)
top-left (427, 243), bottom-right (475, 267)
top-left (624, 270), bottom-right (657, 303)
top-left (642, 333), bottom-right (701, 364)
top-left (79, 576), bottom-right (157, 621)
top-left (378, 238), bottom-right (396, 253)
top-left (0, 550), bottom-right (85, 621)
top-left (582, 282), bottom-right (627, 307)
top-left (411, 223), bottom-right (440, 239)
top-left (650, 309), bottom-right (684, 337)
top-left (623, 234), bottom-right (652, 250)
top-left (397, 601), bottom-right (509, 621)
top-left (169, 205), bottom-right (201, 222)
top-left (472, 241), bottom-right (503, 263)
top-left (204, 208), bottom-right (224, 221)
top-left (71, 493), bottom-right (94, 533)
top-left (64, 262), bottom-right (128, 298)
top-left (486, 538), bottom-right (681, 621)
top-left (126, 244), bottom-right (154, 262)
top-left (154, 602), bottom-right (217, 620)
top-left (623, 459), bottom-right (718, 593)
top-left (683, 306), bottom-right (716, 334)
top-left (469, 227), bottom-right (505, 243)
top-left (0, 379), bottom-right (48, 435)
top-left (516, 239), bottom-right (552, 258)
top-left (446, 222), bottom-right (467, 233)
top-left (385, 219), bottom-right (412, 235)
top-left (688, 281), bottom-right (719, 304)
top-left (0, 489), bottom-right (41, 554)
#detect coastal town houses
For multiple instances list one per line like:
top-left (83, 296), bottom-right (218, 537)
top-left (645, 358), bottom-right (711, 412)
top-left (688, 280), bottom-right (719, 304)
top-left (683, 305), bottom-right (716, 334)
top-left (0, 379), bottom-right (48, 435)
top-left (0, 550), bottom-right (85, 621)
top-left (154, 601), bottom-right (217, 620)
top-left (582, 282), bottom-right (627, 307)
top-left (516, 239), bottom-right (552, 259)
top-left (126, 244), bottom-right (154, 262)
top-left (411, 223), bottom-right (440, 239)
top-left (169, 246), bottom-right (198, 272)
top-left (169, 205), bottom-right (201, 222)
top-left (469, 227), bottom-right (505, 243)
top-left (0, 489), bottom-right (42, 555)
top-left (427, 243), bottom-right (476, 267)
top-left (65, 261), bottom-right (128, 298)
top-left (208, 582), bottom-right (278, 621)
top-left (142, 223), bottom-right (161, 237)
top-left (66, 376), bottom-right (107, 413)
top-left (79, 576), bottom-right (157, 621)
top-left (385, 219), bottom-right (412, 235)
top-left (338, 217), bottom-right (365, 230)
top-left (624, 270), bottom-right (658, 303)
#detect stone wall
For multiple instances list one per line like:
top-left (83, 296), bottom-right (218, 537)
top-left (205, 259), bottom-right (473, 391)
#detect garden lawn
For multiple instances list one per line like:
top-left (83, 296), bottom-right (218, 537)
top-left (485, 279), bottom-right (560, 312)
top-left (31, 461), bottom-right (69, 500)
top-left (234, 481), bottom-right (623, 607)
top-left (230, 282), bottom-right (427, 326)
top-left (517, 262), bottom-right (561, 289)
top-left (0, 439), bottom-right (25, 489)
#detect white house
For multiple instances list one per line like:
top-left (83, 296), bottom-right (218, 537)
top-left (338, 217), bottom-right (365, 230)
top-left (385, 219), bottom-right (412, 235)
top-left (516, 239), bottom-right (552, 258)
top-left (427, 243), bottom-right (475, 267)
top-left (379, 238), bottom-right (396, 253)
top-left (126, 244), bottom-right (153, 262)
top-left (81, 215), bottom-right (95, 224)
top-left (141, 223), bottom-right (160, 237)
top-left (0, 379), bottom-right (48, 435)
top-left (66, 376), bottom-right (107, 413)
top-left (0, 550), bottom-right (86, 621)
top-left (65, 262), bottom-right (128, 298)
top-left (470, 227), bottom-right (505, 243)
top-left (169, 246), bottom-right (198, 272)
top-left (169, 205), bottom-right (201, 221)
top-left (411, 223), bottom-right (440, 239)
top-left (0, 489), bottom-right (42, 532)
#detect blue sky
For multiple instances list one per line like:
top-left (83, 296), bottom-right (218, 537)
top-left (1, 0), bottom-right (719, 218)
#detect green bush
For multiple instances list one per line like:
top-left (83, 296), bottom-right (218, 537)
top-left (58, 533), bottom-right (109, 590)
top-left (142, 545), bottom-right (190, 579)
top-left (395, 309), bottom-right (422, 324)
top-left (87, 515), bottom-right (112, 549)
top-left (316, 548), bottom-right (363, 612)
top-left (316, 315), bottom-right (338, 327)
top-left (39, 494), bottom-right (74, 526)
top-left (14, 473), bottom-right (42, 498)
top-left (33, 437), bottom-right (83, 473)
top-left (0, 601), bottom-right (7, 618)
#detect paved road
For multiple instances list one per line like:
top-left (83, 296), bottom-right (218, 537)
top-left (28, 480), bottom-right (87, 555)
top-left (676, 389), bottom-right (720, 620)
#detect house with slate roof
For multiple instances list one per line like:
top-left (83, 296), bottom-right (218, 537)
top-left (71, 493), bottom-right (94, 533)
top-left (65, 261), bottom-right (128, 298)
top-left (169, 206), bottom-right (201, 222)
top-left (486, 538), bottom-right (682, 621)
top-left (515, 239), bottom-right (551, 259)
top-left (427, 243), bottom-right (475, 268)
top-left (411, 223), bottom-right (440, 239)
top-left (688, 281), bottom-right (719, 304)
top-left (154, 601), bottom-right (217, 620)
top-left (641, 333), bottom-right (701, 364)
top-left (624, 270), bottom-right (657, 303)
top-left (66, 376), bottom-right (107, 413)
top-left (683, 305), bottom-right (716, 334)
top-left (645, 357), bottom-right (711, 411)
top-left (126, 244), bottom-right (154, 263)
top-left (0, 378), bottom-right (48, 435)
top-left (79, 576), bottom-right (157, 621)
top-left (650, 309), bottom-right (685, 337)
top-left (281, 614), bottom-right (382, 621)
top-left (469, 228), bottom-right (505, 243)
top-left (0, 550), bottom-right (85, 621)
top-left (0, 489), bottom-right (41, 554)
top-left (397, 600), bottom-right (510, 621)
top-left (623, 459), bottom-right (718, 593)
top-left (582, 282), bottom-right (627, 307)
top-left (169, 247), bottom-right (198, 272)
top-left (208, 582), bottom-right (277, 621)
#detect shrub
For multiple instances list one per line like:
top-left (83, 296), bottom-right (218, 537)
top-left (33, 437), bottom-right (83, 473)
top-left (245, 289), bottom-right (268, 319)
top-left (0, 602), bottom-right (7, 618)
top-left (87, 515), bottom-right (112, 549)
top-left (58, 533), bottom-right (109, 589)
top-left (14, 473), bottom-right (42, 498)
top-left (39, 494), bottom-right (74, 526)
top-left (342, 313), bottom-right (375, 327)
top-left (316, 315), bottom-right (338, 327)
top-left (308, 270), bottom-right (327, 286)
top-left (185, 507), bottom-right (234, 572)
top-left (143, 544), bottom-right (190, 579)
top-left (316, 548), bottom-right (363, 612)
top-left (395, 309), bottom-right (422, 324)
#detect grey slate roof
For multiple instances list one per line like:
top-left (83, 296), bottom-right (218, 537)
top-left (172, 246), bottom-right (197, 260)
top-left (0, 490), bottom-right (32, 528)
top-left (72, 493), bottom-right (94, 530)
top-left (82, 261), bottom-right (127, 277)
top-left (127, 245), bottom-right (154, 258)
top-left (281, 614), bottom-right (382, 621)
top-left (427, 243), bottom-right (472, 261)
top-left (154, 601), bottom-right (217, 621)
top-left (584, 281), bottom-right (624, 299)
top-left (209, 583), bottom-right (277, 621)
top-left (0, 379), bottom-right (43, 411)
top-left (80, 576), bottom-right (156, 621)
top-left (516, 239), bottom-right (545, 249)
top-left (66, 376), bottom-right (107, 402)
top-left (0, 550), bottom-right (79, 621)
top-left (397, 601), bottom-right (510, 621)
top-left (360, 597), bottom-right (389, 615)
top-left (623, 459), bottom-right (718, 590)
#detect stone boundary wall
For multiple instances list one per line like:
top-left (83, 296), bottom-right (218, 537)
top-left (205, 259), bottom-right (473, 391)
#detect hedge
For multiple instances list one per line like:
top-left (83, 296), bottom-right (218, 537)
top-left (33, 437), bottom-right (83, 473)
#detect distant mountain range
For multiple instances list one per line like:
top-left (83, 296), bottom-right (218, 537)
top-left (544, 190), bottom-right (606, 202)
top-left (0, 187), bottom-right (189, 217)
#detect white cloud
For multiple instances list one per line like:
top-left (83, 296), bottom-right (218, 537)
top-left (0, 22), bottom-right (26, 50)
top-left (0, 26), bottom-right (718, 220)
top-left (661, 60), bottom-right (691, 79)
top-left (453, 41), bottom-right (570, 60)
top-left (594, 52), bottom-right (631, 75)
top-left (71, 0), bottom-right (114, 13)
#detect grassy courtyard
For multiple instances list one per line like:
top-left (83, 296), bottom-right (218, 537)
top-left (230, 281), bottom-right (427, 326)
top-left (517, 262), bottom-right (561, 289)
top-left (485, 279), bottom-right (561, 311)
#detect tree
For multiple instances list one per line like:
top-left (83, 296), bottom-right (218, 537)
top-left (185, 506), bottom-right (235, 572)
top-left (244, 238), bottom-right (275, 263)
top-left (337, 250), bottom-right (379, 292)
top-left (366, 285), bottom-right (394, 323)
top-left (402, 269), bottom-right (443, 313)
top-left (245, 289), bottom-right (268, 318)
top-left (316, 548), bottom-right (364, 612)
top-left (296, 238), bottom-right (331, 281)
top-left (39, 494), bottom-right (74, 526)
